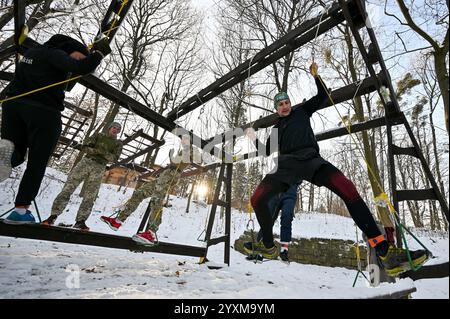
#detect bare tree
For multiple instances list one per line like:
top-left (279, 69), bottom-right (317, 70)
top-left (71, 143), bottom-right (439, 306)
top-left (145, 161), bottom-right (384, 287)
top-left (221, 0), bottom-right (319, 93)
top-left (385, 0), bottom-right (449, 134)
top-left (93, 0), bottom-right (200, 134)
top-left (416, 53), bottom-right (449, 230)
top-left (321, 25), bottom-right (395, 228)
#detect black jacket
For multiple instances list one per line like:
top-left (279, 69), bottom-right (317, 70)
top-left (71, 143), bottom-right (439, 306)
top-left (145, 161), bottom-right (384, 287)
top-left (256, 76), bottom-right (329, 159)
top-left (6, 45), bottom-right (102, 112)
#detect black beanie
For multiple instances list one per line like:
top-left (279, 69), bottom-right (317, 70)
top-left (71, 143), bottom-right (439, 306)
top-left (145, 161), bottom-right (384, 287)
top-left (44, 34), bottom-right (89, 56)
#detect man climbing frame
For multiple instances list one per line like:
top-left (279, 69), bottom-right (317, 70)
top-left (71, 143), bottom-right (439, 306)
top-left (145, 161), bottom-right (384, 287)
top-left (243, 62), bottom-right (430, 277)
top-left (41, 122), bottom-right (123, 231)
top-left (100, 134), bottom-right (203, 246)
top-left (0, 34), bottom-right (111, 224)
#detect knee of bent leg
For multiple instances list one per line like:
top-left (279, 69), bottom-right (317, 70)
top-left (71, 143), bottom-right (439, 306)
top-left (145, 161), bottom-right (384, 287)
top-left (251, 184), bottom-right (269, 210)
top-left (331, 173), bottom-right (361, 202)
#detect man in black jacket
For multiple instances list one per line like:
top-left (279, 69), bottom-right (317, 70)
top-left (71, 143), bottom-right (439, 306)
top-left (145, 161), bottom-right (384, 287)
top-left (243, 63), bottom-right (429, 277)
top-left (0, 34), bottom-right (110, 224)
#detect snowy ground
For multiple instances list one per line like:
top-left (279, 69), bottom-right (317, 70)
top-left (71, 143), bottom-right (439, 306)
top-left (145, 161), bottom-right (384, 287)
top-left (0, 166), bottom-right (448, 299)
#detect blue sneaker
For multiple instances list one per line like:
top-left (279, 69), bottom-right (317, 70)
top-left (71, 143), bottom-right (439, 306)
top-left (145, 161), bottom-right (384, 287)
top-left (0, 139), bottom-right (14, 183)
top-left (3, 210), bottom-right (36, 225)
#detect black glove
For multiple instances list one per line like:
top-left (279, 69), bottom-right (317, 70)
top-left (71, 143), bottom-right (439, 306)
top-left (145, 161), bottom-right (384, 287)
top-left (92, 37), bottom-right (112, 57)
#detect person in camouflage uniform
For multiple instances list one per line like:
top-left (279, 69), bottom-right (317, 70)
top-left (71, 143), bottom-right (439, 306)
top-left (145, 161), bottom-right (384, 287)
top-left (43, 122), bottom-right (123, 230)
top-left (100, 134), bottom-right (202, 245)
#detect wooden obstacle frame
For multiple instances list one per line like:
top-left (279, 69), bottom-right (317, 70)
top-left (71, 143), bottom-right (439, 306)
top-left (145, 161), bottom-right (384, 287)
top-left (0, 0), bottom-right (448, 283)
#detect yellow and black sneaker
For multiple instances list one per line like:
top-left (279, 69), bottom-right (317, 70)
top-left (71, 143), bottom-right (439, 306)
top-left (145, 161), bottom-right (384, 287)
top-left (379, 245), bottom-right (430, 277)
top-left (243, 241), bottom-right (279, 260)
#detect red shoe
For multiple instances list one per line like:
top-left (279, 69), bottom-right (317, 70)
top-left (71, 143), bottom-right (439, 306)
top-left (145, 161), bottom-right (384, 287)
top-left (100, 216), bottom-right (122, 231)
top-left (41, 215), bottom-right (57, 226)
top-left (132, 229), bottom-right (158, 246)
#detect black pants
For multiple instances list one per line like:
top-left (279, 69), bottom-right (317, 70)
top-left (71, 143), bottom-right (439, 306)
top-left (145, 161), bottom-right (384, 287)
top-left (1, 100), bottom-right (62, 206)
top-left (251, 162), bottom-right (382, 246)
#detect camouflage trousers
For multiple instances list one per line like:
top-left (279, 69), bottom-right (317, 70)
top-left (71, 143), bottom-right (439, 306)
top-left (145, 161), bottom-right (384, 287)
top-left (117, 167), bottom-right (180, 231)
top-left (51, 157), bottom-right (105, 222)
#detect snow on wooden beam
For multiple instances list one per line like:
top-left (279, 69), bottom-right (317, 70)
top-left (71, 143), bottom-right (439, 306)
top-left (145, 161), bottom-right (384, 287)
top-left (368, 287), bottom-right (416, 299)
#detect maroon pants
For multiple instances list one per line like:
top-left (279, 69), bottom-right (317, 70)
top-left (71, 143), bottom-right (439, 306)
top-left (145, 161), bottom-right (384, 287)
top-left (251, 163), bottom-right (382, 246)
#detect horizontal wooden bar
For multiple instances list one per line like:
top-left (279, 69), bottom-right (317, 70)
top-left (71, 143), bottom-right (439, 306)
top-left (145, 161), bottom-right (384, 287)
top-left (0, 70), bottom-right (14, 81)
top-left (0, 46), bottom-right (16, 61)
top-left (400, 262), bottom-right (449, 281)
top-left (205, 74), bottom-right (382, 145)
top-left (180, 163), bottom-right (222, 178)
top-left (234, 115), bottom-right (399, 162)
top-left (207, 235), bottom-right (229, 247)
top-left (316, 116), bottom-right (387, 141)
top-left (63, 101), bottom-right (93, 118)
top-left (391, 145), bottom-right (419, 158)
top-left (0, 221), bottom-right (206, 257)
top-left (397, 189), bottom-right (438, 202)
top-left (368, 287), bottom-right (417, 299)
top-left (118, 144), bottom-right (159, 164)
top-left (217, 200), bottom-right (228, 208)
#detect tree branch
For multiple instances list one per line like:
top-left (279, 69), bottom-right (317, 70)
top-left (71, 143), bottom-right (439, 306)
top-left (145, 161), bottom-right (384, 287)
top-left (395, 0), bottom-right (440, 51)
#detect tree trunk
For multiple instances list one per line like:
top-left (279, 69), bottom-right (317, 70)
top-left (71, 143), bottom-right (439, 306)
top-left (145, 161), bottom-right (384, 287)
top-left (399, 158), bottom-right (422, 227)
top-left (186, 177), bottom-right (198, 214)
top-left (433, 51), bottom-right (449, 134)
top-left (429, 113), bottom-right (449, 225)
top-left (308, 184), bottom-right (314, 212)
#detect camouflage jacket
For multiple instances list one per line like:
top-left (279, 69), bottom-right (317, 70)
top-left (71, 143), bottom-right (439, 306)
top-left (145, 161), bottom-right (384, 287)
top-left (82, 133), bottom-right (123, 165)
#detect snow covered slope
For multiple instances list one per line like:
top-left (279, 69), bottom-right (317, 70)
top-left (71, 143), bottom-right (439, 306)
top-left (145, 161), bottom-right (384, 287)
top-left (0, 166), bottom-right (448, 298)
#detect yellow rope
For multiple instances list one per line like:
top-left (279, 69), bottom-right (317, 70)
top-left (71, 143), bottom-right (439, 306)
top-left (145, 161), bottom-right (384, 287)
top-left (0, 75), bottom-right (83, 104)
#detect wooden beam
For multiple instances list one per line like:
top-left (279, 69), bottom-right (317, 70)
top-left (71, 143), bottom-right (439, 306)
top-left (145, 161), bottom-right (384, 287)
top-left (353, 0), bottom-right (401, 113)
top-left (397, 189), bottom-right (438, 202)
top-left (316, 116), bottom-right (391, 141)
top-left (118, 144), bottom-right (159, 164)
top-left (58, 136), bottom-right (81, 149)
top-left (98, 0), bottom-right (134, 42)
top-left (0, 70), bottom-right (14, 81)
top-left (180, 163), bottom-right (222, 178)
top-left (167, 1), bottom-right (348, 120)
top-left (122, 129), bottom-right (144, 145)
top-left (205, 74), bottom-right (382, 146)
top-left (338, 0), bottom-right (401, 114)
top-left (13, 0), bottom-right (25, 48)
top-left (63, 101), bottom-right (93, 118)
top-left (400, 262), bottom-right (449, 281)
top-left (0, 221), bottom-right (206, 257)
top-left (368, 287), bottom-right (416, 299)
